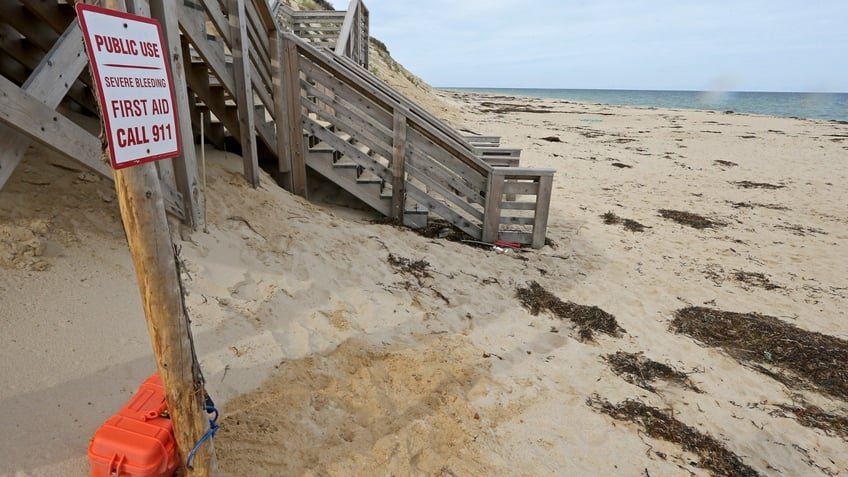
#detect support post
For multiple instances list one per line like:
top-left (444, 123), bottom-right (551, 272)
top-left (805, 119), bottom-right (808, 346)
top-left (150, 0), bottom-right (204, 228)
top-left (270, 29), bottom-right (293, 191)
top-left (281, 33), bottom-right (307, 197)
top-left (391, 109), bottom-right (407, 220)
top-left (482, 170), bottom-right (505, 244)
top-left (93, 1), bottom-right (217, 475)
top-left (228, 0), bottom-right (260, 187)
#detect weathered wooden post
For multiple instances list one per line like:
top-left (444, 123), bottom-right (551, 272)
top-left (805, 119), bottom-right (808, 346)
top-left (77, 1), bottom-right (217, 475)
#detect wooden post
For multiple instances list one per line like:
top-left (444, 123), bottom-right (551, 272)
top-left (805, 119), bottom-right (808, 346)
top-left (93, 1), bottom-right (218, 475)
top-left (228, 0), bottom-right (261, 187)
top-left (391, 109), bottom-right (407, 220)
top-left (149, 0), bottom-right (205, 229)
top-left (281, 33), bottom-right (307, 197)
top-left (482, 170), bottom-right (505, 244)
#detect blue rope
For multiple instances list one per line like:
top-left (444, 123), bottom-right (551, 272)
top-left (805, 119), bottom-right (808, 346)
top-left (185, 405), bottom-right (220, 470)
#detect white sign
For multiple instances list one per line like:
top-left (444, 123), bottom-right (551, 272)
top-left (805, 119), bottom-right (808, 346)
top-left (76, 4), bottom-right (181, 169)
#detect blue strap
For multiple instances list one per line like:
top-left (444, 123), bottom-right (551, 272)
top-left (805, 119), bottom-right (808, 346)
top-left (185, 406), bottom-right (220, 470)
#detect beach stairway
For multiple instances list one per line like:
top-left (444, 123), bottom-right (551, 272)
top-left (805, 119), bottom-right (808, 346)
top-left (280, 30), bottom-right (556, 247)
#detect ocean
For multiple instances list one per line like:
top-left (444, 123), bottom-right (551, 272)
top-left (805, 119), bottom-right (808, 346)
top-left (445, 88), bottom-right (848, 123)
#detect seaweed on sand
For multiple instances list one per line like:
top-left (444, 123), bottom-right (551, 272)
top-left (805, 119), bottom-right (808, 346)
top-left (733, 181), bottom-right (785, 189)
top-left (516, 281), bottom-right (625, 341)
top-left (587, 396), bottom-right (762, 477)
top-left (605, 352), bottom-right (701, 393)
top-left (772, 404), bottom-right (848, 441)
top-left (731, 271), bottom-right (782, 291)
top-left (671, 307), bottom-right (848, 400)
top-left (387, 254), bottom-right (431, 282)
top-left (658, 209), bottom-right (724, 230)
top-left (602, 212), bottom-right (647, 232)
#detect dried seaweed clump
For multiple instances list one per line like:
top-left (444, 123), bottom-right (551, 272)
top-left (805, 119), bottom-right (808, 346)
top-left (733, 181), bottom-right (785, 189)
top-left (387, 254), bottom-right (431, 282)
top-left (658, 209), bottom-right (724, 230)
top-left (731, 271), bottom-right (782, 291)
top-left (587, 396), bottom-right (761, 477)
top-left (772, 404), bottom-right (848, 441)
top-left (516, 281), bottom-right (625, 341)
top-left (602, 212), bottom-right (647, 232)
top-left (605, 352), bottom-right (701, 393)
top-left (671, 307), bottom-right (848, 400)
top-left (416, 219), bottom-right (475, 243)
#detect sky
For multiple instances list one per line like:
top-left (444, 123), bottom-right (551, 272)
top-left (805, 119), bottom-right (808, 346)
top-left (330, 0), bottom-right (848, 92)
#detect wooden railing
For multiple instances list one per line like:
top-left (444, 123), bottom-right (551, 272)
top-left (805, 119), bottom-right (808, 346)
top-left (274, 0), bottom-right (369, 68)
top-left (281, 33), bottom-right (554, 247)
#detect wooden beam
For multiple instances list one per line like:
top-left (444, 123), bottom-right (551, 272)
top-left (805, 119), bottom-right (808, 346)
top-left (0, 20), bottom-right (97, 189)
top-left (482, 174), bottom-right (506, 244)
top-left (228, 0), bottom-right (260, 187)
top-left (151, 0), bottom-right (203, 228)
top-left (391, 109), bottom-right (407, 220)
top-left (281, 34), bottom-right (306, 196)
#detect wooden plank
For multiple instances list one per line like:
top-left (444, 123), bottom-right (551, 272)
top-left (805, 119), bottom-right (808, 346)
top-left (482, 174), bottom-right (506, 243)
top-left (0, 19), bottom-right (90, 190)
top-left (302, 115), bottom-right (390, 183)
top-left (334, 0), bottom-right (358, 57)
top-left (269, 28), bottom-right (289, 181)
top-left (405, 182), bottom-right (482, 240)
top-left (0, 73), bottom-right (110, 179)
top-left (406, 127), bottom-right (487, 194)
top-left (499, 216), bottom-right (535, 226)
top-left (177, 3), bottom-right (237, 99)
top-left (299, 58), bottom-right (394, 130)
top-left (150, 0), bottom-right (204, 227)
top-left (300, 80), bottom-right (393, 160)
top-left (391, 110), bottom-right (407, 220)
top-left (228, 0), bottom-right (260, 187)
top-left (404, 161), bottom-right (485, 222)
top-left (499, 201), bottom-right (538, 211)
top-left (405, 149), bottom-right (485, 208)
top-left (281, 34), bottom-right (306, 195)
top-left (502, 181), bottom-right (540, 196)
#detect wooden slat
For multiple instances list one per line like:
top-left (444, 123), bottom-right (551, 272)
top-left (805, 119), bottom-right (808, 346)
top-left (20, 0), bottom-right (75, 34)
top-left (502, 181), bottom-right (540, 196)
top-left (300, 79), bottom-right (393, 160)
top-left (0, 74), bottom-right (110, 179)
top-left (497, 231), bottom-right (532, 245)
top-left (302, 115), bottom-right (390, 182)
top-left (305, 151), bottom-right (391, 216)
top-left (406, 127), bottom-right (487, 193)
top-left (499, 216), bottom-right (535, 226)
top-left (404, 161), bottom-right (485, 222)
top-left (177, 4), bottom-right (237, 99)
top-left (405, 182), bottom-right (482, 239)
top-left (499, 201), bottom-right (538, 211)
top-left (405, 149), bottom-right (485, 208)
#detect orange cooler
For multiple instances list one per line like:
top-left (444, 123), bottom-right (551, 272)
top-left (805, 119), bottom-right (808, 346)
top-left (88, 374), bottom-right (178, 477)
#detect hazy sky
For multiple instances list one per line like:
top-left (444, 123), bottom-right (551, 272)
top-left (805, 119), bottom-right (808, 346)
top-left (333, 0), bottom-right (847, 92)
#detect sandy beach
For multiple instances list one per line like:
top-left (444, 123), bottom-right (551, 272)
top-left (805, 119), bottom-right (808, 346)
top-left (2, 88), bottom-right (847, 476)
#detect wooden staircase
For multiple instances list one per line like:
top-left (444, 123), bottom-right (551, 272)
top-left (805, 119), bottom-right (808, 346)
top-left (280, 29), bottom-right (555, 247)
top-left (0, 0), bottom-right (554, 247)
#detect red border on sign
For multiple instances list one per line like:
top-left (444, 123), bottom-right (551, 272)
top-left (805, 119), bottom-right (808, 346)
top-left (76, 3), bottom-right (182, 170)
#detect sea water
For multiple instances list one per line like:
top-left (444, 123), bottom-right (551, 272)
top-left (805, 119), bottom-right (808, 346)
top-left (445, 88), bottom-right (848, 122)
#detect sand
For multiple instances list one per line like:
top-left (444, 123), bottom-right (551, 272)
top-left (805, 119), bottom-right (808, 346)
top-left (2, 91), bottom-right (847, 476)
